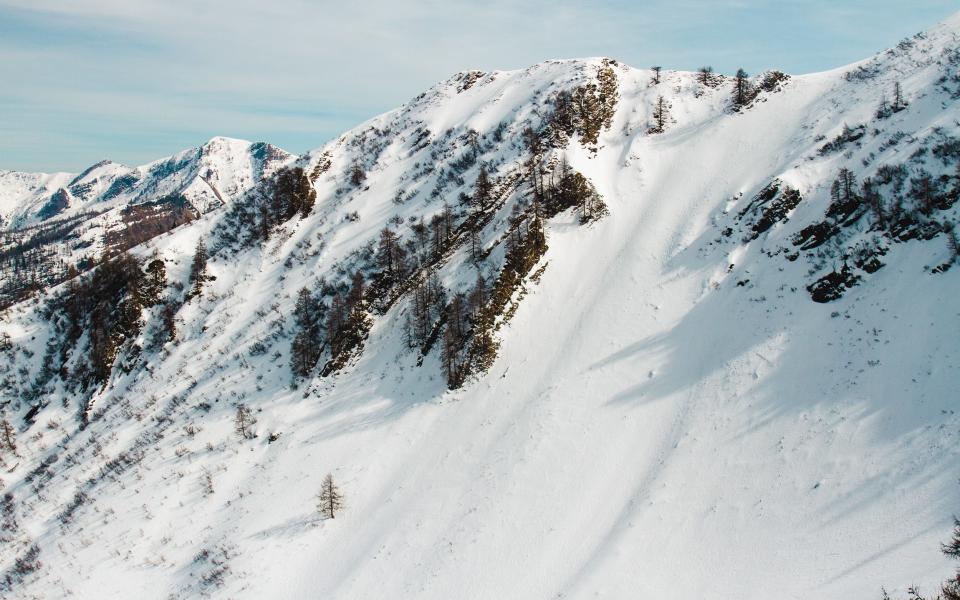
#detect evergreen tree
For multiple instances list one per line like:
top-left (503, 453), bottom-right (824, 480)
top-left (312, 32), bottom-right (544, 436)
top-left (831, 168), bottom-right (858, 206)
top-left (442, 291), bottom-right (475, 386)
top-left (406, 275), bottom-right (446, 349)
top-left (429, 205), bottom-right (455, 259)
top-left (258, 203), bottom-right (271, 242)
top-left (291, 287), bottom-right (323, 377)
top-left (876, 94), bottom-right (891, 119)
top-left (159, 300), bottom-right (177, 345)
top-left (946, 224), bottom-right (959, 265)
top-left (698, 66), bottom-right (715, 86)
top-left (78, 253), bottom-right (146, 387)
top-left (945, 518), bottom-right (960, 559)
top-left (448, 294), bottom-right (469, 343)
top-left (234, 404), bottom-right (256, 440)
top-left (469, 228), bottom-right (483, 264)
top-left (596, 62), bottom-right (619, 127)
top-left (0, 493), bottom-right (18, 542)
top-left (409, 284), bottom-right (430, 347)
top-left (468, 272), bottom-right (487, 317)
top-left (347, 271), bottom-right (365, 310)
top-left (650, 66), bottom-right (662, 85)
top-left (649, 95), bottom-right (671, 134)
top-left (942, 516), bottom-right (960, 599)
top-left (295, 168), bottom-right (317, 218)
top-left (732, 68), bottom-right (753, 109)
top-left (862, 178), bottom-right (886, 229)
top-left (325, 271), bottom-right (371, 361)
top-left (350, 163), bottom-right (366, 187)
top-left (474, 166), bottom-right (493, 208)
top-left (892, 81), bottom-right (906, 112)
top-left (911, 172), bottom-right (937, 214)
top-left (0, 419), bottom-right (17, 458)
top-left (442, 322), bottom-right (464, 386)
top-left (141, 259), bottom-right (166, 307)
top-left (188, 240), bottom-right (208, 299)
top-left (317, 473), bottom-right (344, 519)
top-left (376, 228), bottom-right (405, 279)
top-left (272, 167), bottom-right (317, 221)
top-left (411, 218), bottom-right (429, 261)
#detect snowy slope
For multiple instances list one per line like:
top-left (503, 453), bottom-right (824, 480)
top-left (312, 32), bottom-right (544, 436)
top-left (0, 136), bottom-right (290, 228)
top-left (0, 136), bottom-right (293, 309)
top-left (0, 171), bottom-right (74, 228)
top-left (0, 12), bottom-right (959, 600)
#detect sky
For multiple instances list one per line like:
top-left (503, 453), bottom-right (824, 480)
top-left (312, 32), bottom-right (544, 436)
top-left (1, 0), bottom-right (957, 173)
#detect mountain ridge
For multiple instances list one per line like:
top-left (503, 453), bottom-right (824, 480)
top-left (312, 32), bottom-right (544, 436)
top-left (0, 135), bottom-right (292, 227)
top-left (0, 12), bottom-right (958, 599)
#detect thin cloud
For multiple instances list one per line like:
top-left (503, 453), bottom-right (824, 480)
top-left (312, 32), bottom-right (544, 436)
top-left (0, 0), bottom-right (957, 171)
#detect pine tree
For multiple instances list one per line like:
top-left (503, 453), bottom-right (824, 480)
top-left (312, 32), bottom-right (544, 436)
top-left (469, 228), bottom-right (483, 264)
top-left (862, 178), bottom-right (886, 229)
top-left (650, 66), bottom-right (662, 85)
top-left (411, 218), bottom-right (429, 261)
top-left (830, 168), bottom-right (858, 207)
top-left (945, 517), bottom-right (960, 559)
top-left (447, 294), bottom-right (468, 343)
top-left (942, 517), bottom-right (960, 599)
top-left (0, 419), bottom-right (17, 458)
top-left (272, 167), bottom-right (317, 221)
top-left (327, 271), bottom-right (371, 361)
top-left (649, 95), bottom-right (671, 134)
top-left (402, 311), bottom-right (416, 348)
top-left (298, 171), bottom-right (317, 218)
top-left (732, 68), bottom-right (753, 109)
top-left (317, 473), bottom-right (344, 519)
top-left (527, 215), bottom-right (547, 258)
top-left (911, 173), bottom-right (937, 215)
top-left (838, 168), bottom-right (857, 202)
top-left (291, 287), bottom-right (323, 377)
top-left (468, 271), bottom-right (487, 316)
top-left (350, 163), bottom-right (366, 187)
top-left (876, 94), bottom-right (891, 119)
top-left (946, 224), bottom-right (959, 265)
top-left (698, 66), bottom-right (714, 86)
top-left (596, 62), bottom-right (619, 126)
top-left (442, 323), bottom-right (463, 387)
top-left (188, 240), bottom-right (208, 299)
top-left (347, 271), bottom-right (365, 310)
top-left (234, 404), bottom-right (256, 440)
top-left (142, 259), bottom-right (166, 307)
top-left (258, 203), bottom-right (271, 241)
top-left (409, 284), bottom-right (430, 347)
top-left (474, 166), bottom-right (493, 208)
top-left (0, 493), bottom-right (18, 542)
top-left (523, 126), bottom-right (542, 159)
top-left (429, 205), bottom-right (454, 259)
top-left (892, 81), bottom-right (905, 112)
top-left (376, 228), bottom-right (405, 279)
top-left (159, 300), bottom-right (177, 345)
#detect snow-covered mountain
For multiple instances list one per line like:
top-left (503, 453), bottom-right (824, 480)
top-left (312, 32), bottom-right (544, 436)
top-left (0, 11), bottom-right (959, 600)
top-left (0, 136), bottom-right (290, 227)
top-left (0, 137), bottom-right (292, 308)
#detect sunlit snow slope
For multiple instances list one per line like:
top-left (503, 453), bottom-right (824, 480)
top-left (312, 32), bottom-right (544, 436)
top-left (0, 13), bottom-right (958, 600)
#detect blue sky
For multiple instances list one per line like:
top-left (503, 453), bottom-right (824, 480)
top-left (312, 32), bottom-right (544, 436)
top-left (1, 0), bottom-right (957, 172)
